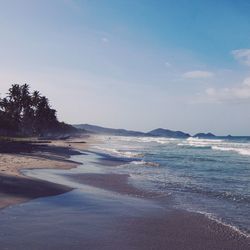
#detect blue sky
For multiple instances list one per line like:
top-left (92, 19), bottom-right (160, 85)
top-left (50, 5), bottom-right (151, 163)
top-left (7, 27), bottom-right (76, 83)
top-left (0, 0), bottom-right (250, 135)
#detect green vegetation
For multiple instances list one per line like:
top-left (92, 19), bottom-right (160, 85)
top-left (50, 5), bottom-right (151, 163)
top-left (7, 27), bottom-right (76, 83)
top-left (0, 84), bottom-right (77, 137)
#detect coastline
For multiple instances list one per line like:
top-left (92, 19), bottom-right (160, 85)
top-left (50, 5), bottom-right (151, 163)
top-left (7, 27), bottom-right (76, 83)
top-left (64, 154), bottom-right (250, 239)
top-left (0, 137), bottom-right (88, 209)
top-left (0, 135), bottom-right (249, 249)
top-left (0, 174), bottom-right (72, 210)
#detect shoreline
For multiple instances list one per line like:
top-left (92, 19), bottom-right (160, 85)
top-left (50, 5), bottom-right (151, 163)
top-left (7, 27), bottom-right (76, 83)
top-left (0, 135), bottom-right (249, 249)
top-left (63, 161), bottom-right (250, 240)
top-left (0, 136), bottom-right (88, 209)
top-left (0, 174), bottom-right (73, 210)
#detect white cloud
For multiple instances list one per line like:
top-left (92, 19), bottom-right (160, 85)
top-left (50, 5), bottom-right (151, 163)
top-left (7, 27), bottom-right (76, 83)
top-left (101, 37), bottom-right (109, 43)
top-left (164, 61), bottom-right (171, 67)
top-left (232, 49), bottom-right (250, 66)
top-left (183, 70), bottom-right (214, 79)
top-left (204, 77), bottom-right (250, 103)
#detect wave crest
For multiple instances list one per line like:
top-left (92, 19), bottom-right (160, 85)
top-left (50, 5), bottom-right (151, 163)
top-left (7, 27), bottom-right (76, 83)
top-left (131, 160), bottom-right (160, 167)
top-left (93, 146), bottom-right (144, 158)
top-left (212, 146), bottom-right (250, 156)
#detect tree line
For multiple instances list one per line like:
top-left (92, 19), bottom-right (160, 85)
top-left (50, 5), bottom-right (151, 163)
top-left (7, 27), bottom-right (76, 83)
top-left (0, 84), bottom-right (77, 137)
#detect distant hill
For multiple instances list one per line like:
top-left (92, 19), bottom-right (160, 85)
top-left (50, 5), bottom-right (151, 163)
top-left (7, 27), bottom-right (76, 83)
top-left (73, 124), bottom-right (250, 139)
top-left (74, 124), bottom-right (145, 137)
top-left (193, 132), bottom-right (216, 139)
top-left (147, 128), bottom-right (190, 138)
top-left (74, 124), bottom-right (191, 138)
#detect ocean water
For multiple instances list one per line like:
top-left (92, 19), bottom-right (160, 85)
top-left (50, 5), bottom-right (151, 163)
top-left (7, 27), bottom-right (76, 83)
top-left (91, 135), bottom-right (250, 235)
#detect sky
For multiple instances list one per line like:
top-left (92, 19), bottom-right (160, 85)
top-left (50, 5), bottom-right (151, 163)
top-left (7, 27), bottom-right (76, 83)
top-left (0, 0), bottom-right (250, 135)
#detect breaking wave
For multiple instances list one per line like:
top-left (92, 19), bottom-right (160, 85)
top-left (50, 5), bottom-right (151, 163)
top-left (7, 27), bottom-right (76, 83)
top-left (131, 160), bottom-right (160, 167)
top-left (179, 137), bottom-right (250, 156)
top-left (212, 146), bottom-right (250, 156)
top-left (118, 136), bottom-right (178, 144)
top-left (93, 146), bottom-right (144, 158)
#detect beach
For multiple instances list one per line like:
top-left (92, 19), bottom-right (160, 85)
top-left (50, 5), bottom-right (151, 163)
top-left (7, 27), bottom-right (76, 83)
top-left (0, 138), bottom-right (86, 209)
top-left (1, 1), bottom-right (249, 249)
top-left (0, 135), bottom-right (249, 250)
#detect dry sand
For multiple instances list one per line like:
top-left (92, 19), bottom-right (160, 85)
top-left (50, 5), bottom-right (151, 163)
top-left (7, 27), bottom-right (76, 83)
top-left (0, 138), bottom-right (88, 177)
top-left (0, 137), bottom-right (88, 209)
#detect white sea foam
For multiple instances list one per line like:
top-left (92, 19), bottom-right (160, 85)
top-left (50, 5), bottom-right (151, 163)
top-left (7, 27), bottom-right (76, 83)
top-left (93, 146), bottom-right (120, 155)
top-left (212, 146), bottom-right (250, 156)
top-left (194, 210), bottom-right (250, 238)
top-left (179, 137), bottom-right (250, 156)
top-left (122, 151), bottom-right (144, 158)
top-left (93, 146), bottom-right (144, 158)
top-left (131, 160), bottom-right (160, 167)
top-left (185, 137), bottom-right (224, 147)
top-left (187, 137), bottom-right (223, 143)
top-left (175, 201), bottom-right (249, 237)
top-left (118, 136), bottom-right (177, 144)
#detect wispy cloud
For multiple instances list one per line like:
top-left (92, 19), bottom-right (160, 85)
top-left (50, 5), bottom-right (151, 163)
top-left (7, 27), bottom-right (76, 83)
top-left (164, 61), bottom-right (171, 67)
top-left (203, 77), bottom-right (250, 103)
top-left (183, 70), bottom-right (214, 79)
top-left (101, 37), bottom-right (109, 43)
top-left (198, 49), bottom-right (250, 103)
top-left (232, 49), bottom-right (250, 66)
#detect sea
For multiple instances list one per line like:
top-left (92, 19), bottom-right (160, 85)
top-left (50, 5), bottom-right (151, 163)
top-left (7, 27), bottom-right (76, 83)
top-left (91, 135), bottom-right (250, 235)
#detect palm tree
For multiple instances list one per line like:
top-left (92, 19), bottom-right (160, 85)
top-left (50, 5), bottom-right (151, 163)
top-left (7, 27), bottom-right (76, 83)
top-left (20, 84), bottom-right (34, 135)
top-left (0, 96), bottom-right (17, 133)
top-left (32, 90), bottom-right (41, 107)
top-left (6, 84), bottom-right (23, 130)
top-left (0, 83), bottom-right (76, 137)
top-left (34, 96), bottom-right (57, 135)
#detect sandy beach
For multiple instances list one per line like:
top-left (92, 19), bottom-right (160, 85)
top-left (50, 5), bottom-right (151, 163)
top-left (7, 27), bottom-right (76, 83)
top-left (0, 136), bottom-right (249, 249)
top-left (0, 137), bottom-right (87, 209)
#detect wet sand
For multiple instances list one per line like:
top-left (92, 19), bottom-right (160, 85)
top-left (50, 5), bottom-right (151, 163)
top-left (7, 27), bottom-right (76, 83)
top-left (61, 156), bottom-right (250, 249)
top-left (0, 172), bottom-right (249, 250)
top-left (0, 137), bottom-right (87, 209)
top-left (0, 137), bottom-right (249, 249)
top-left (117, 210), bottom-right (250, 250)
top-left (66, 173), bottom-right (157, 198)
top-left (0, 174), bottom-right (72, 209)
